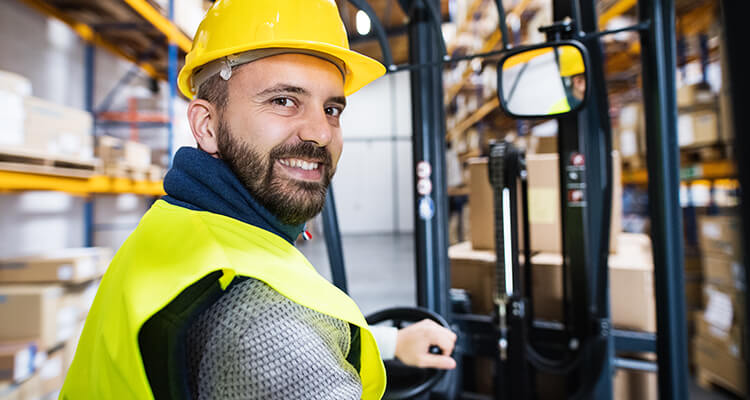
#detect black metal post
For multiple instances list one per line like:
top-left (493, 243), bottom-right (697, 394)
top-left (407, 0), bottom-right (451, 318)
top-left (577, 0), bottom-right (616, 398)
top-left (638, 1), bottom-right (689, 398)
top-left (322, 187), bottom-right (349, 294)
top-left (718, 2), bottom-right (750, 395)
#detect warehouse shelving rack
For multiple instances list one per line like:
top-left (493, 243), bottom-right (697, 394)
top-left (3, 0), bottom-right (192, 244)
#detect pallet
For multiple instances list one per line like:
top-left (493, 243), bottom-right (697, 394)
top-left (695, 367), bottom-right (746, 398)
top-left (680, 142), bottom-right (733, 165)
top-left (102, 163), bottom-right (164, 181)
top-left (0, 148), bottom-right (99, 178)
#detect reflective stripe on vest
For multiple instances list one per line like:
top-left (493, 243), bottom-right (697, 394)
top-left (61, 200), bottom-right (386, 399)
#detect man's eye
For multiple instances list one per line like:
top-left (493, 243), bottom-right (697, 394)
top-left (326, 107), bottom-right (342, 117)
top-left (272, 97), bottom-right (295, 107)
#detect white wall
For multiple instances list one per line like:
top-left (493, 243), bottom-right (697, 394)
top-left (333, 70), bottom-right (414, 234)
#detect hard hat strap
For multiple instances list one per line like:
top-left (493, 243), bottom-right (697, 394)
top-left (191, 48), bottom-right (347, 94)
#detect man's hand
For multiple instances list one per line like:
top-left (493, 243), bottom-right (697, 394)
top-left (394, 319), bottom-right (457, 369)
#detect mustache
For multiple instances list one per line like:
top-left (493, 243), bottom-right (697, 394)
top-left (269, 142), bottom-right (332, 167)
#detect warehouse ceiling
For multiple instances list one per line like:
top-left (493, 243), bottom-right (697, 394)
top-left (337, 0), bottom-right (451, 65)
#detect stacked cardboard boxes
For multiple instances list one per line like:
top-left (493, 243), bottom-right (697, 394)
top-left (95, 135), bottom-right (163, 181)
top-left (0, 69), bottom-right (93, 161)
top-left (677, 82), bottom-right (722, 149)
top-left (451, 150), bottom-right (657, 398)
top-left (449, 234), bottom-right (658, 399)
top-left (616, 102), bottom-right (646, 169)
top-left (467, 151), bottom-right (622, 254)
top-left (692, 214), bottom-right (746, 397)
top-left (0, 248), bottom-right (111, 399)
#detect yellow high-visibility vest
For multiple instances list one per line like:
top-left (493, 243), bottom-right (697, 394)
top-left (61, 200), bottom-right (386, 399)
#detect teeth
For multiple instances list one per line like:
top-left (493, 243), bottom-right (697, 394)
top-left (280, 158), bottom-right (319, 171)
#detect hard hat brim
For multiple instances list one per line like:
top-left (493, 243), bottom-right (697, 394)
top-left (178, 40), bottom-right (386, 99)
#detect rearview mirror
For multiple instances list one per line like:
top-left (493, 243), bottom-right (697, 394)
top-left (497, 42), bottom-right (589, 118)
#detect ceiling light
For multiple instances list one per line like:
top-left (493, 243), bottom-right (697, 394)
top-left (356, 10), bottom-right (371, 36)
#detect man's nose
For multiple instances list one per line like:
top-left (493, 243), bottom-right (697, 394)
top-left (298, 109), bottom-right (333, 147)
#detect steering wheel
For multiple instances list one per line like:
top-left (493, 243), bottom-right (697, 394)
top-left (366, 307), bottom-right (451, 400)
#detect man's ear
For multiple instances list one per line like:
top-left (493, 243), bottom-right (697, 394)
top-left (187, 99), bottom-right (220, 157)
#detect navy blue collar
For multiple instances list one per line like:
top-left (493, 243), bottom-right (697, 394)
top-left (162, 147), bottom-right (304, 245)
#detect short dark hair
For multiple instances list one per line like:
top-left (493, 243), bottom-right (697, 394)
top-left (196, 73), bottom-right (229, 113)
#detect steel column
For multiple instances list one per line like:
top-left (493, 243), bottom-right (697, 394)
top-left (578, 0), bottom-right (616, 398)
top-left (322, 188), bottom-right (349, 294)
top-left (638, 0), bottom-right (689, 398)
top-left (718, 1), bottom-right (750, 395)
top-left (84, 43), bottom-right (96, 247)
top-left (407, 0), bottom-right (450, 318)
top-left (167, 0), bottom-right (177, 167)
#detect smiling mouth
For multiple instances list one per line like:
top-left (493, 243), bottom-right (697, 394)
top-left (276, 158), bottom-right (325, 181)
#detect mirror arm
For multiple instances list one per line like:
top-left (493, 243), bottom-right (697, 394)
top-left (493, 0), bottom-right (512, 50)
top-left (347, 0), bottom-right (397, 70)
top-left (581, 21), bottom-right (651, 40)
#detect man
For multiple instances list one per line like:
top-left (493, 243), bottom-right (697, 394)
top-left (547, 45), bottom-right (586, 114)
top-left (61, 1), bottom-right (455, 399)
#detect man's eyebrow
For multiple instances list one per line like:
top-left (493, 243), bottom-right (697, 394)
top-left (255, 84), bottom-right (308, 97)
top-left (329, 96), bottom-right (347, 108)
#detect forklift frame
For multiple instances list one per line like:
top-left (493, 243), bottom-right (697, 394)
top-left (321, 0), bottom-right (749, 398)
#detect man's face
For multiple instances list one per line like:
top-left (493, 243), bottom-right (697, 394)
top-left (216, 54), bottom-right (346, 226)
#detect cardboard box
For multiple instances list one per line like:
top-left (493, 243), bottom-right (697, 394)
top-left (677, 83), bottom-right (715, 108)
top-left (0, 91), bottom-right (25, 148)
top-left (469, 152), bottom-right (622, 254)
top-left (678, 110), bottom-right (719, 148)
top-left (23, 96), bottom-right (93, 160)
top-left (64, 280), bottom-right (100, 322)
top-left (529, 253), bottom-right (564, 321)
top-left (532, 233), bottom-right (655, 330)
top-left (614, 367), bottom-right (657, 400)
top-left (0, 248), bottom-right (111, 284)
top-left (698, 215), bottom-right (743, 260)
top-left (702, 283), bottom-right (745, 330)
top-left (702, 254), bottom-right (745, 290)
top-left (451, 233), bottom-right (654, 330)
top-left (0, 286), bottom-right (78, 350)
top-left (62, 321), bottom-right (84, 373)
top-left (38, 350), bottom-right (64, 397)
top-left (95, 135), bottom-right (124, 165)
top-left (0, 342), bottom-right (37, 383)
top-left (693, 336), bottom-right (747, 397)
top-left (696, 312), bottom-right (743, 359)
top-left (448, 242), bottom-right (496, 315)
top-left (617, 102), bottom-right (646, 159)
top-left (124, 141), bottom-right (152, 169)
top-left (0, 71), bottom-right (31, 97)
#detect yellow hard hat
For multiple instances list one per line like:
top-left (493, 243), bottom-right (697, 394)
top-left (177, 0), bottom-right (386, 99)
top-left (557, 45), bottom-right (585, 77)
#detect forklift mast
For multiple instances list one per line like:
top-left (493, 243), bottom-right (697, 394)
top-left (320, 0), bottom-right (716, 398)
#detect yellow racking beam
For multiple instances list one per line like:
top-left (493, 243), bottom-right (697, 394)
top-left (0, 171), bottom-right (165, 196)
top-left (598, 0), bottom-right (638, 30)
top-left (124, 0), bottom-right (193, 52)
top-left (18, 0), bottom-right (161, 79)
top-left (447, 96), bottom-right (500, 141)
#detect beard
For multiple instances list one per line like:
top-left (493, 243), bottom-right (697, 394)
top-left (216, 119), bottom-right (334, 226)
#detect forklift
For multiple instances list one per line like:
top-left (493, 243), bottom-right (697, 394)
top-left (324, 0), bottom-right (750, 398)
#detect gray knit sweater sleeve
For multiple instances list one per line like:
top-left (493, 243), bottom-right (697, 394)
top-left (186, 278), bottom-right (363, 399)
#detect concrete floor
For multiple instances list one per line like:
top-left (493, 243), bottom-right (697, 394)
top-left (297, 232), bottom-right (737, 400)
